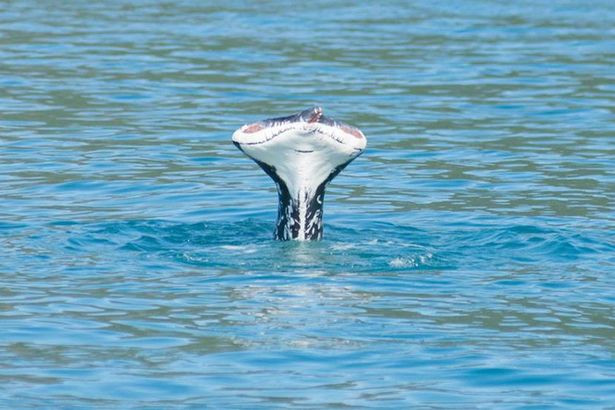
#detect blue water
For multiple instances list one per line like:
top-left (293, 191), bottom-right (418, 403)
top-left (1, 1), bottom-right (615, 408)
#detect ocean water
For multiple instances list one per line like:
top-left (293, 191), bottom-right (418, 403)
top-left (1, 1), bottom-right (614, 408)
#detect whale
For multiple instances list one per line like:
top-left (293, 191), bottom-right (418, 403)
top-left (232, 107), bottom-right (367, 240)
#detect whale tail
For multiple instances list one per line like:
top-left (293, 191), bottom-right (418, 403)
top-left (232, 107), bottom-right (367, 240)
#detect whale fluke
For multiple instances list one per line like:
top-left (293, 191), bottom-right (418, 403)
top-left (232, 107), bottom-right (367, 240)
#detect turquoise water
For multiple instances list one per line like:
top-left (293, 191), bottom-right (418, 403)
top-left (1, 1), bottom-right (615, 408)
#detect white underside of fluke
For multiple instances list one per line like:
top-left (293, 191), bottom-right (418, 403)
top-left (232, 115), bottom-right (366, 240)
top-left (233, 122), bottom-right (364, 198)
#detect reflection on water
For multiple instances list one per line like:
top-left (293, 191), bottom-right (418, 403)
top-left (1, 0), bottom-right (615, 407)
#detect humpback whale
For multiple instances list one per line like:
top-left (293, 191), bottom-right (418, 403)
top-left (232, 107), bottom-right (367, 240)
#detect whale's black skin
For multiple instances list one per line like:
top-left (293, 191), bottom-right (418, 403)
top-left (232, 150), bottom-right (352, 240)
top-left (232, 107), bottom-right (366, 241)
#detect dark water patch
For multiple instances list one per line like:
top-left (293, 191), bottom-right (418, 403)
top-left (6, 216), bottom-right (607, 284)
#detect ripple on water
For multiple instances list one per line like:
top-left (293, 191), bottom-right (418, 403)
top-left (2, 0), bottom-right (615, 407)
top-left (2, 215), bottom-right (615, 407)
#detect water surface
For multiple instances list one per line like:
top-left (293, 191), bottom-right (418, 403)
top-left (1, 1), bottom-right (615, 408)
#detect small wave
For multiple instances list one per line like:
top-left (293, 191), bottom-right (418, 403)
top-left (219, 244), bottom-right (261, 254)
